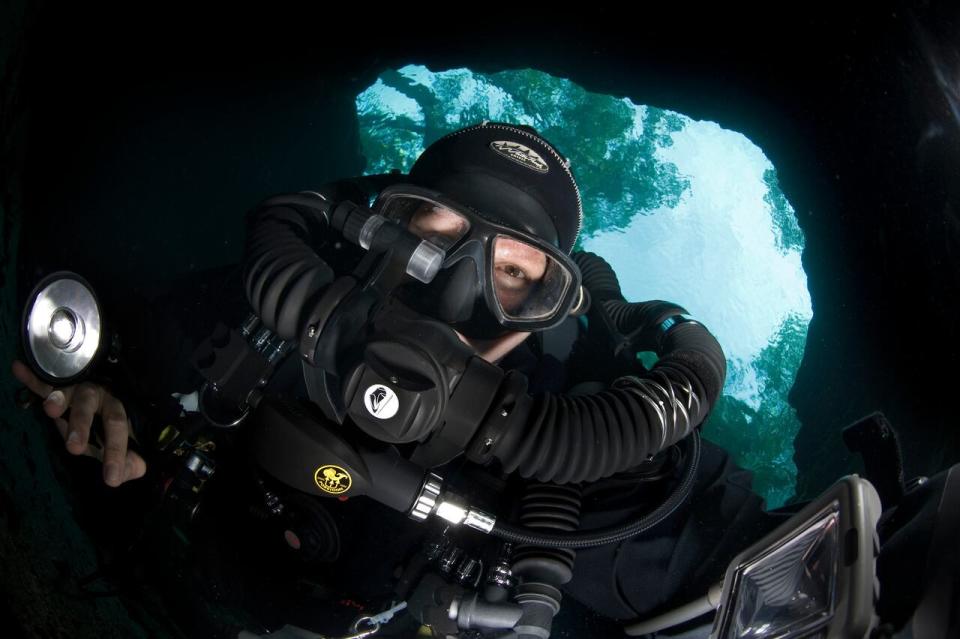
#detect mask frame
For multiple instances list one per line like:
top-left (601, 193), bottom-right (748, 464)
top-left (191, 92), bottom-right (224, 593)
top-left (373, 184), bottom-right (583, 333)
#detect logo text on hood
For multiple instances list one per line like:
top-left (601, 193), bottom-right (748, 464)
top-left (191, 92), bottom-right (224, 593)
top-left (490, 141), bottom-right (550, 174)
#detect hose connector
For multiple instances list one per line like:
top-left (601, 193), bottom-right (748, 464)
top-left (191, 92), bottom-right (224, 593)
top-left (407, 473), bottom-right (497, 533)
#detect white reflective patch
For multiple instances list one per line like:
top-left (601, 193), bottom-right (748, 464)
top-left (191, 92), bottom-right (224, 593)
top-left (172, 391), bottom-right (199, 413)
top-left (364, 384), bottom-right (400, 419)
top-left (490, 141), bottom-right (550, 173)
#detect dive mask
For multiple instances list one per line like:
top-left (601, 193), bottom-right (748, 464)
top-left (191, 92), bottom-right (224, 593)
top-left (373, 185), bottom-right (585, 338)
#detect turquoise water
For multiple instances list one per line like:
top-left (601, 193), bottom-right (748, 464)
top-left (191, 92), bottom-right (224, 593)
top-left (357, 65), bottom-right (811, 507)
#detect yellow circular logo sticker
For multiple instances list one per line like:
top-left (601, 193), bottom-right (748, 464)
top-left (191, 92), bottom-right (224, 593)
top-left (314, 465), bottom-right (352, 495)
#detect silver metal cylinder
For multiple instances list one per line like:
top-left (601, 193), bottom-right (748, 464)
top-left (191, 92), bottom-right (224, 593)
top-left (409, 473), bottom-right (442, 522)
top-left (25, 276), bottom-right (102, 380)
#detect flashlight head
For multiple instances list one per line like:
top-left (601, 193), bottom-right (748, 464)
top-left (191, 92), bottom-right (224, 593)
top-left (22, 272), bottom-right (103, 385)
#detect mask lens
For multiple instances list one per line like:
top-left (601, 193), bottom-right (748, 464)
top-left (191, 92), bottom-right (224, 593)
top-left (380, 196), bottom-right (471, 251)
top-left (492, 235), bottom-right (573, 321)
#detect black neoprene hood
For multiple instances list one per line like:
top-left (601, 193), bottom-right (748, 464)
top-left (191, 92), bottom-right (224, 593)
top-left (408, 122), bottom-right (584, 254)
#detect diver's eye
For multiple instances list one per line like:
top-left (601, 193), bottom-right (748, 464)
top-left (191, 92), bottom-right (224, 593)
top-left (504, 265), bottom-right (526, 279)
top-left (496, 264), bottom-right (530, 289)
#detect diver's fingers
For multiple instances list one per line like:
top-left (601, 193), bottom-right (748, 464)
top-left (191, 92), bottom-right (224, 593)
top-left (11, 360), bottom-right (80, 419)
top-left (11, 360), bottom-right (53, 398)
top-left (53, 415), bottom-right (67, 439)
top-left (67, 382), bottom-right (103, 455)
top-left (123, 450), bottom-right (147, 483)
top-left (54, 417), bottom-right (104, 461)
top-left (42, 385), bottom-right (77, 420)
top-left (100, 393), bottom-right (129, 487)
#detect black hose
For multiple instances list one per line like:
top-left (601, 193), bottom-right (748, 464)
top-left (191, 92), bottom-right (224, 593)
top-left (489, 430), bottom-right (701, 549)
top-left (490, 366), bottom-right (707, 483)
top-left (243, 194), bottom-right (336, 341)
top-left (574, 249), bottom-right (709, 358)
top-left (471, 251), bottom-right (724, 483)
top-left (573, 250), bottom-right (625, 303)
top-left (242, 175), bottom-right (408, 342)
top-left (511, 483), bottom-right (582, 583)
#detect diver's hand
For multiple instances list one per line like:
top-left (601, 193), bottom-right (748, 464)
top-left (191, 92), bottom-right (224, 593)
top-left (11, 360), bottom-right (147, 487)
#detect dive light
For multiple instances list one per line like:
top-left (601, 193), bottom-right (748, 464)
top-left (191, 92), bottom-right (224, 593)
top-left (22, 271), bottom-right (106, 385)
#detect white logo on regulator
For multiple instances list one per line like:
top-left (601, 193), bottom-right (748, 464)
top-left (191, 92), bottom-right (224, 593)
top-left (364, 384), bottom-right (400, 419)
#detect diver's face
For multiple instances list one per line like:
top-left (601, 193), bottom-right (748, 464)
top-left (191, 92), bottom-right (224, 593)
top-left (409, 206), bottom-right (549, 315)
top-left (407, 204), bottom-right (541, 363)
top-left (490, 236), bottom-right (548, 314)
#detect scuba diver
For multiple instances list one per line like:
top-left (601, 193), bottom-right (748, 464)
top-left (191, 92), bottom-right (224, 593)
top-left (13, 122), bottom-right (957, 638)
